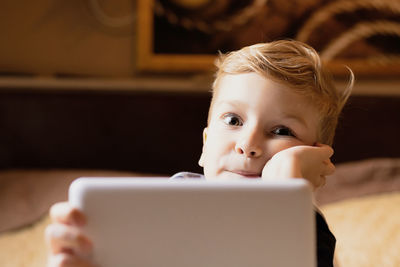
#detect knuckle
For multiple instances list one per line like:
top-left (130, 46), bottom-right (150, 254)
top-left (50, 202), bottom-right (70, 221)
top-left (320, 176), bottom-right (327, 187)
top-left (59, 255), bottom-right (73, 267)
top-left (51, 253), bottom-right (94, 267)
top-left (330, 164), bottom-right (336, 172)
top-left (46, 223), bottom-right (80, 245)
top-left (45, 224), bottom-right (55, 238)
top-left (49, 253), bottom-right (72, 267)
top-left (45, 224), bottom-right (60, 244)
top-left (49, 204), bottom-right (59, 220)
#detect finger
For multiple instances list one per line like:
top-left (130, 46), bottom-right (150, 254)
top-left (317, 175), bottom-right (327, 188)
top-left (315, 143), bottom-right (334, 158)
top-left (50, 202), bottom-right (86, 226)
top-left (323, 160), bottom-right (335, 176)
top-left (312, 161), bottom-right (334, 189)
top-left (308, 174), bottom-right (326, 191)
top-left (45, 223), bottom-right (93, 255)
top-left (48, 253), bottom-right (96, 267)
top-left (308, 176), bottom-right (323, 190)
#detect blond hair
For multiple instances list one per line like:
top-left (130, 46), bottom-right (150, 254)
top-left (209, 39), bottom-right (354, 145)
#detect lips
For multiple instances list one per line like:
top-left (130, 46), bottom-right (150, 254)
top-left (228, 170), bottom-right (261, 178)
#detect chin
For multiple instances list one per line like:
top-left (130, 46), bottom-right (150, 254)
top-left (206, 171), bottom-right (261, 181)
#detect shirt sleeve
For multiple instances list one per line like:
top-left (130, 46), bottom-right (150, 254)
top-left (316, 210), bottom-right (336, 267)
top-left (170, 172), bottom-right (205, 179)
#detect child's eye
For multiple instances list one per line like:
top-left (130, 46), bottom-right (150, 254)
top-left (222, 113), bottom-right (243, 126)
top-left (271, 126), bottom-right (296, 137)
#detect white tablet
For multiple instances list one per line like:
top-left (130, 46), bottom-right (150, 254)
top-left (69, 177), bottom-right (315, 267)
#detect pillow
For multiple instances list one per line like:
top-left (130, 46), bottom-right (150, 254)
top-left (0, 169), bottom-right (157, 233)
top-left (321, 192), bottom-right (400, 267)
top-left (315, 158), bottom-right (400, 205)
top-left (0, 215), bottom-right (49, 267)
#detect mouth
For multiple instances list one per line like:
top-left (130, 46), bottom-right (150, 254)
top-left (227, 170), bottom-right (261, 179)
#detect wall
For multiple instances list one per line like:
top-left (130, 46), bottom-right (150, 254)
top-left (0, 1), bottom-right (399, 174)
top-left (0, 0), bottom-right (136, 77)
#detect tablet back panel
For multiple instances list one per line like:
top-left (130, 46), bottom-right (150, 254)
top-left (69, 178), bottom-right (315, 267)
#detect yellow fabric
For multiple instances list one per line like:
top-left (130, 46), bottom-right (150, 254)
top-left (321, 192), bottom-right (400, 267)
top-left (0, 215), bottom-right (49, 267)
top-left (1, 192), bottom-right (399, 267)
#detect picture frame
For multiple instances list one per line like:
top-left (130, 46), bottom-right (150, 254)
top-left (137, 0), bottom-right (215, 73)
top-left (137, 0), bottom-right (400, 77)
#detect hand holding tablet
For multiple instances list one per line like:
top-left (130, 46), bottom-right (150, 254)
top-left (63, 177), bottom-right (315, 267)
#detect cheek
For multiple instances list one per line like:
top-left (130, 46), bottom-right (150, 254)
top-left (205, 136), bottom-right (233, 160)
top-left (267, 139), bottom-right (305, 157)
top-left (202, 133), bottom-right (235, 171)
top-left (207, 130), bottom-right (236, 151)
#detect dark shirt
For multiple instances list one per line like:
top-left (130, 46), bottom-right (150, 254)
top-left (316, 211), bottom-right (336, 267)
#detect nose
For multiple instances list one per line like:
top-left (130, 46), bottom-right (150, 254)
top-left (235, 127), bottom-right (263, 158)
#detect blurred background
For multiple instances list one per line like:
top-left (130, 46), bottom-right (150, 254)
top-left (1, 1), bottom-right (400, 266)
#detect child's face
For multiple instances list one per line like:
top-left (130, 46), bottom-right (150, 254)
top-left (199, 73), bottom-right (320, 180)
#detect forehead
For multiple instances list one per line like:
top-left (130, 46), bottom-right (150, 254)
top-left (213, 73), bottom-right (313, 110)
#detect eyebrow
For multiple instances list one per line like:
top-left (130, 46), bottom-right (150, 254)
top-left (215, 100), bottom-right (249, 110)
top-left (280, 112), bottom-right (309, 129)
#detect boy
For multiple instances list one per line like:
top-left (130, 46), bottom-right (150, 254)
top-left (46, 40), bottom-right (353, 267)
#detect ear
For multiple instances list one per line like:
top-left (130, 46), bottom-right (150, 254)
top-left (202, 127), bottom-right (208, 144)
top-left (198, 128), bottom-right (208, 167)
